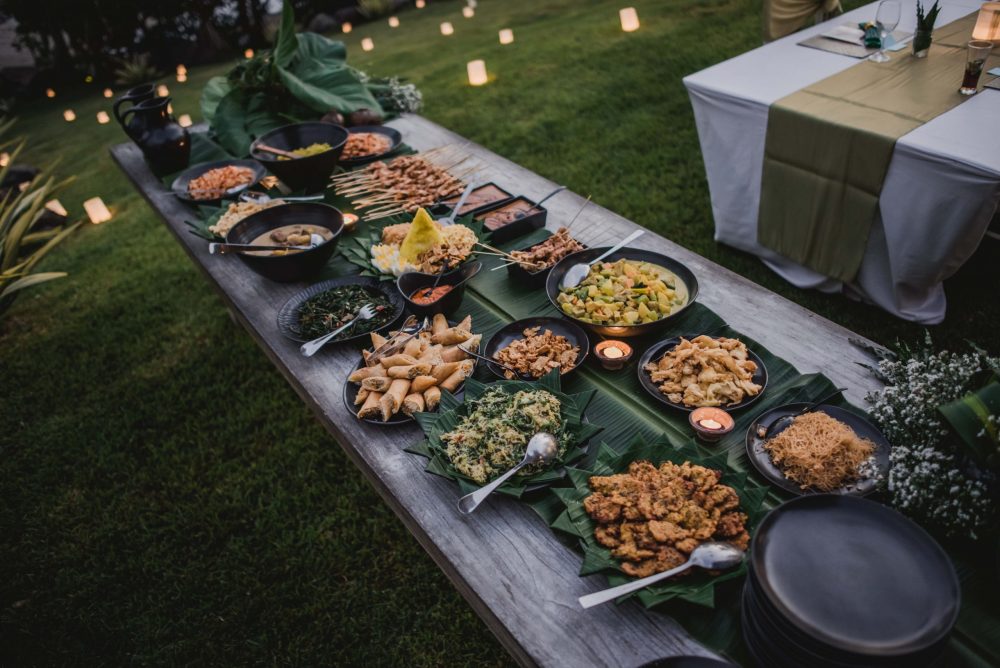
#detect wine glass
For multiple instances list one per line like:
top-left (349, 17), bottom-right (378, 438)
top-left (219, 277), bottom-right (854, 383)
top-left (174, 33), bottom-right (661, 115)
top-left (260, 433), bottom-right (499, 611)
top-left (870, 0), bottom-right (901, 62)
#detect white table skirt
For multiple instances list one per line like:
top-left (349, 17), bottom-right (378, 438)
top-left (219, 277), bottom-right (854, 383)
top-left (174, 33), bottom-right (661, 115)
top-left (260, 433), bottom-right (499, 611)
top-left (683, 0), bottom-right (1000, 323)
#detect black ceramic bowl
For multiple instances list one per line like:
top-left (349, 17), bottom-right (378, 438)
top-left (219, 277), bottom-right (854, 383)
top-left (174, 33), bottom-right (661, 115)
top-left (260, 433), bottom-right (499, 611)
top-left (249, 122), bottom-right (349, 193)
top-left (225, 202), bottom-right (344, 282)
top-left (338, 125), bottom-right (403, 168)
top-left (545, 247), bottom-right (699, 338)
top-left (637, 335), bottom-right (768, 412)
top-left (397, 261), bottom-right (482, 318)
top-left (171, 158), bottom-right (266, 205)
top-left (482, 316), bottom-right (591, 380)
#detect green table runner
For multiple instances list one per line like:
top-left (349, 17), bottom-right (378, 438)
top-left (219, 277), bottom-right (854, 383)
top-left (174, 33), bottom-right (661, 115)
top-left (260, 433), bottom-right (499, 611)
top-left (757, 10), bottom-right (996, 282)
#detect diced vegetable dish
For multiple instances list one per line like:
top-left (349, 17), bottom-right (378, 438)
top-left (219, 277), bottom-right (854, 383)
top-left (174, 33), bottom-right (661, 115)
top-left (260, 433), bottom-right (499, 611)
top-left (556, 259), bottom-right (687, 326)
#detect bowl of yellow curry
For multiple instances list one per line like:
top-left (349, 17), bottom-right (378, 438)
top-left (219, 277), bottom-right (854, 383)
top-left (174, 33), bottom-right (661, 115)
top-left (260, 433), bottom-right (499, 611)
top-left (249, 122), bottom-right (349, 193)
top-left (545, 248), bottom-right (698, 337)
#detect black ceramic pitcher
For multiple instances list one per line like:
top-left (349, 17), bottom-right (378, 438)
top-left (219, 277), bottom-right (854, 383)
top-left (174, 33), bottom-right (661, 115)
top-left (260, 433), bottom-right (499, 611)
top-left (113, 83), bottom-right (157, 140)
top-left (120, 97), bottom-right (190, 176)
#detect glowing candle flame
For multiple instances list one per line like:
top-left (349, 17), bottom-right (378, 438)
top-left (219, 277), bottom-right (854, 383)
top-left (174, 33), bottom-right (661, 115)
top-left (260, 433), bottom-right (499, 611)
top-left (416, 0), bottom-right (425, 7)
top-left (462, 6), bottom-right (474, 18)
top-left (389, 16), bottom-right (399, 27)
top-left (63, 109), bottom-right (76, 122)
top-left (157, 84), bottom-right (169, 97)
top-left (178, 114), bottom-right (193, 128)
top-left (244, 48), bottom-right (254, 59)
top-left (96, 111), bottom-right (110, 124)
top-left (362, 37), bottom-right (374, 51)
top-left (45, 88), bottom-right (55, 98)
top-left (440, 21), bottom-right (454, 35)
top-left (467, 59), bottom-right (488, 86)
top-left (103, 88), bottom-right (113, 98)
top-left (342, 22), bottom-right (352, 34)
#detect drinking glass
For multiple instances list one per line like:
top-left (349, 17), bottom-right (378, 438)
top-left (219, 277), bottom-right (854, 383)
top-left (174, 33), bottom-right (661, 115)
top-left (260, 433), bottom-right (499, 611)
top-left (960, 40), bottom-right (994, 95)
top-left (870, 0), bottom-right (901, 63)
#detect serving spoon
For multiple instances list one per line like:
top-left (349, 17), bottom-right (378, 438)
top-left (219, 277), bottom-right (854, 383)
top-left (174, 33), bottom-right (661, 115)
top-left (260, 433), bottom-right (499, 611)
top-left (457, 432), bottom-right (559, 514)
top-left (440, 182), bottom-right (476, 226)
top-left (560, 229), bottom-right (646, 289)
top-left (208, 233), bottom-right (326, 255)
top-left (240, 191), bottom-right (325, 204)
top-left (578, 542), bottom-right (744, 609)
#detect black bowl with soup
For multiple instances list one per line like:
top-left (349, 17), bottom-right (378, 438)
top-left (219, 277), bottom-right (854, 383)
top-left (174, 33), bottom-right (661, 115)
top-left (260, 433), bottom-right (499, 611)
top-left (545, 247), bottom-right (698, 338)
top-left (225, 202), bottom-right (344, 282)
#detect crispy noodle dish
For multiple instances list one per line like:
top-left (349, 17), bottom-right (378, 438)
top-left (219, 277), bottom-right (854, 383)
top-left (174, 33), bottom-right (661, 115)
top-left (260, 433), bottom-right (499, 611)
top-left (644, 335), bottom-right (761, 407)
top-left (763, 412), bottom-right (876, 491)
top-left (492, 326), bottom-right (581, 379)
top-left (585, 460), bottom-right (749, 577)
top-left (371, 207), bottom-right (477, 275)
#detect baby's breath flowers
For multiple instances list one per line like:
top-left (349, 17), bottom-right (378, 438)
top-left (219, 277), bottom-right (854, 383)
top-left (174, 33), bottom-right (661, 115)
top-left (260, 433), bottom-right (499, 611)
top-left (865, 333), bottom-right (997, 538)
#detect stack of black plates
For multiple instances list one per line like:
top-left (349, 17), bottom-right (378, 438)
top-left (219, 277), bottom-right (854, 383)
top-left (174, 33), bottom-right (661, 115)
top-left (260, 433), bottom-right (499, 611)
top-left (742, 495), bottom-right (960, 667)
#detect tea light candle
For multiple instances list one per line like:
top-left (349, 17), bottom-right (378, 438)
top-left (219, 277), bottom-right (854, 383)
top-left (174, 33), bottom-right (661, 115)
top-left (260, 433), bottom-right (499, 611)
top-left (44, 199), bottom-right (67, 216)
top-left (388, 16), bottom-right (399, 27)
top-left (467, 59), bottom-right (488, 86)
top-left (96, 111), bottom-right (110, 124)
top-left (499, 28), bottom-right (514, 45)
top-left (462, 6), bottom-right (474, 18)
top-left (103, 88), bottom-right (113, 98)
top-left (157, 84), bottom-right (169, 97)
top-left (440, 21), bottom-right (454, 35)
top-left (45, 88), bottom-right (56, 98)
top-left (342, 213), bottom-right (359, 233)
top-left (416, 0), bottom-right (425, 7)
top-left (63, 109), bottom-right (76, 122)
top-left (244, 48), bottom-right (255, 59)
top-left (689, 407), bottom-right (735, 443)
top-left (342, 22), bottom-right (352, 34)
top-left (620, 7), bottom-right (640, 32)
top-left (178, 114), bottom-right (193, 128)
top-left (83, 197), bottom-right (111, 224)
top-left (595, 340), bottom-right (633, 370)
top-left (361, 37), bottom-right (374, 51)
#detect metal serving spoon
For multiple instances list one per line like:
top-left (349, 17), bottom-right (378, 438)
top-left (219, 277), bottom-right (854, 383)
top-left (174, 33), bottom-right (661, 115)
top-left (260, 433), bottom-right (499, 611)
top-left (440, 182), bottom-right (476, 226)
top-left (755, 387), bottom-right (848, 438)
top-left (239, 191), bottom-right (325, 204)
top-left (457, 432), bottom-right (559, 514)
top-left (300, 304), bottom-right (377, 357)
top-left (208, 233), bottom-right (326, 255)
top-left (560, 229), bottom-right (646, 289)
top-left (578, 542), bottom-right (744, 609)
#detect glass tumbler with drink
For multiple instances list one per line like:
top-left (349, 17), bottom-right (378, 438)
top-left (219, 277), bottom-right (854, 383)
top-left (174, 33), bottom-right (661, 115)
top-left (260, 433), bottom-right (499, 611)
top-left (960, 40), bottom-right (994, 95)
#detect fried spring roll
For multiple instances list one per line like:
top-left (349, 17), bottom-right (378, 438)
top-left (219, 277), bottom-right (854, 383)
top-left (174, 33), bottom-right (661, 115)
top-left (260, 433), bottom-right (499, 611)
top-left (417, 344), bottom-right (443, 365)
top-left (440, 360), bottom-right (474, 392)
top-left (358, 391), bottom-right (384, 419)
top-left (440, 346), bottom-right (471, 363)
top-left (354, 387), bottom-right (370, 405)
top-left (455, 315), bottom-right (472, 333)
top-left (423, 385), bottom-right (441, 411)
top-left (430, 327), bottom-right (472, 346)
top-left (387, 363), bottom-right (433, 379)
top-left (380, 378), bottom-right (411, 420)
top-left (431, 361), bottom-right (461, 382)
top-left (431, 313), bottom-right (449, 336)
top-left (370, 332), bottom-right (388, 349)
top-left (410, 375), bottom-right (438, 393)
top-left (403, 337), bottom-right (423, 358)
top-left (380, 353), bottom-right (419, 368)
top-left (348, 364), bottom-right (386, 383)
top-left (361, 376), bottom-right (392, 392)
top-left (401, 392), bottom-right (426, 416)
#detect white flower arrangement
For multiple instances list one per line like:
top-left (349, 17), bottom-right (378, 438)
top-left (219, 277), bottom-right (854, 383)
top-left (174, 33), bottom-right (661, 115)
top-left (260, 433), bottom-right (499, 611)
top-left (865, 333), bottom-right (997, 539)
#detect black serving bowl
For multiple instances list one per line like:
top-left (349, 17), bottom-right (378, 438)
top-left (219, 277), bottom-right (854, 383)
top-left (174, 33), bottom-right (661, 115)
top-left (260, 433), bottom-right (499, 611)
top-left (397, 261), bottom-right (482, 318)
top-left (482, 316), bottom-right (591, 380)
top-left (171, 158), bottom-right (266, 205)
top-left (338, 125), bottom-right (403, 168)
top-left (225, 202), bottom-right (344, 282)
top-left (474, 196), bottom-right (547, 244)
top-left (545, 247), bottom-right (699, 338)
top-left (249, 122), bottom-right (349, 193)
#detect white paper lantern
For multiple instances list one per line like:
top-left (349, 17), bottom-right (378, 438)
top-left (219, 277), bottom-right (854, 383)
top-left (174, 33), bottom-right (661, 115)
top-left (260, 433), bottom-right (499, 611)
top-left (440, 22), bottom-right (454, 35)
top-left (499, 29), bottom-right (514, 45)
top-left (467, 59), bottom-right (488, 86)
top-left (620, 7), bottom-right (639, 32)
top-left (84, 197), bottom-right (111, 224)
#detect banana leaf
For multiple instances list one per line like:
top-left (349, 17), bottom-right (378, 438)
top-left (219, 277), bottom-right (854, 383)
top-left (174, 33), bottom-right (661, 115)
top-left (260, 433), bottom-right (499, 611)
top-left (409, 370), bottom-right (603, 498)
top-left (939, 375), bottom-right (1000, 470)
top-left (541, 435), bottom-right (769, 609)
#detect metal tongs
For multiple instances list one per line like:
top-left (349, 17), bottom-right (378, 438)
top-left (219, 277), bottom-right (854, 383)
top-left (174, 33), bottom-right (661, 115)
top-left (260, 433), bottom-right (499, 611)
top-left (365, 316), bottom-right (430, 367)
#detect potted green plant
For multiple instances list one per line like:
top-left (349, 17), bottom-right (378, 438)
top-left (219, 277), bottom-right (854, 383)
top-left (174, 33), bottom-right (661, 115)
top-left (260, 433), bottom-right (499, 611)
top-left (913, 0), bottom-right (941, 58)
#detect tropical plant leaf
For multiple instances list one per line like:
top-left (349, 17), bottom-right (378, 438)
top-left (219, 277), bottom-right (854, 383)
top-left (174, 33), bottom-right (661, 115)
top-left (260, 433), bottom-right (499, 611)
top-left (200, 76), bottom-right (232, 123)
top-left (276, 61), bottom-right (382, 116)
top-left (939, 378), bottom-right (1000, 469)
top-left (213, 90), bottom-right (254, 156)
top-left (0, 271), bottom-right (66, 297)
top-left (294, 31), bottom-right (348, 64)
top-left (272, 0), bottom-right (299, 69)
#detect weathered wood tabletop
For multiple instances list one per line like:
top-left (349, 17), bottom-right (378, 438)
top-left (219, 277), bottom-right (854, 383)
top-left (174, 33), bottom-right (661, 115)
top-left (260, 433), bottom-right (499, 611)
top-left (111, 114), bottom-right (883, 667)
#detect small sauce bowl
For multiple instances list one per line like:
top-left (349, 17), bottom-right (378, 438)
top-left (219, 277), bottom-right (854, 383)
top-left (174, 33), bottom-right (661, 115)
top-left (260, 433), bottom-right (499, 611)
top-left (689, 407), bottom-right (734, 443)
top-left (594, 340), bottom-right (633, 370)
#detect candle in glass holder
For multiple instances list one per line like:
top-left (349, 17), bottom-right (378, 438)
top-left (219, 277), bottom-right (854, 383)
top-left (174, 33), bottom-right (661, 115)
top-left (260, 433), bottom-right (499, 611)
top-left (362, 37), bottom-right (374, 52)
top-left (619, 7), bottom-right (640, 32)
top-left (84, 197), bottom-right (111, 224)
top-left (595, 340), bottom-right (633, 370)
top-left (689, 407), bottom-right (735, 443)
top-left (467, 60), bottom-right (488, 86)
top-left (440, 21), bottom-right (454, 35)
top-left (96, 111), bottom-right (110, 124)
top-left (499, 28), bottom-right (514, 45)
top-left (342, 213), bottom-right (359, 233)
top-left (63, 109), bottom-right (76, 122)
top-left (388, 16), bottom-right (399, 28)
top-left (462, 6), bottom-right (474, 18)
top-left (342, 22), bottom-right (352, 34)
top-left (103, 88), bottom-right (113, 98)
top-left (178, 114), bottom-right (193, 128)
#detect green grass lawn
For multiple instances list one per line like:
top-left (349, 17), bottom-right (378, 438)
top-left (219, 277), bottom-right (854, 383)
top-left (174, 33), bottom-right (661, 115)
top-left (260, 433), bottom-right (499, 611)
top-left (1, 0), bottom-right (997, 664)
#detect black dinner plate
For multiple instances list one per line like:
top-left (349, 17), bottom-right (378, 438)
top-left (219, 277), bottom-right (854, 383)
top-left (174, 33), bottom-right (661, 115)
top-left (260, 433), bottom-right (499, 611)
top-left (342, 319), bottom-right (478, 425)
top-left (275, 276), bottom-right (405, 346)
top-left (482, 317), bottom-right (591, 381)
top-left (750, 495), bottom-right (960, 659)
top-left (637, 336), bottom-right (768, 412)
top-left (745, 403), bottom-right (890, 496)
top-left (171, 158), bottom-right (266, 205)
top-left (337, 125), bottom-right (403, 168)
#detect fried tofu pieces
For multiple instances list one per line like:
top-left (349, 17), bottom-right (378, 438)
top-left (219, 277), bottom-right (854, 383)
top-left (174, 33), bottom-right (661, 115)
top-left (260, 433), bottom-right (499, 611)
top-left (644, 335), bottom-right (761, 408)
top-left (352, 314), bottom-right (478, 421)
top-left (584, 460), bottom-right (748, 578)
top-left (491, 326), bottom-right (581, 380)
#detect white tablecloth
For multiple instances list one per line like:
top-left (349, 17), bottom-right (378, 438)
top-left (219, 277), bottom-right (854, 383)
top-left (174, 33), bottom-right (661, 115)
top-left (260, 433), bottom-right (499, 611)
top-left (683, 0), bottom-right (1000, 323)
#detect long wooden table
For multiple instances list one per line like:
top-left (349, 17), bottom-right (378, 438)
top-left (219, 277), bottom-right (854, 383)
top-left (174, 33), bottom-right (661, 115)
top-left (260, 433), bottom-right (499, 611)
top-left (111, 114), bottom-right (883, 667)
